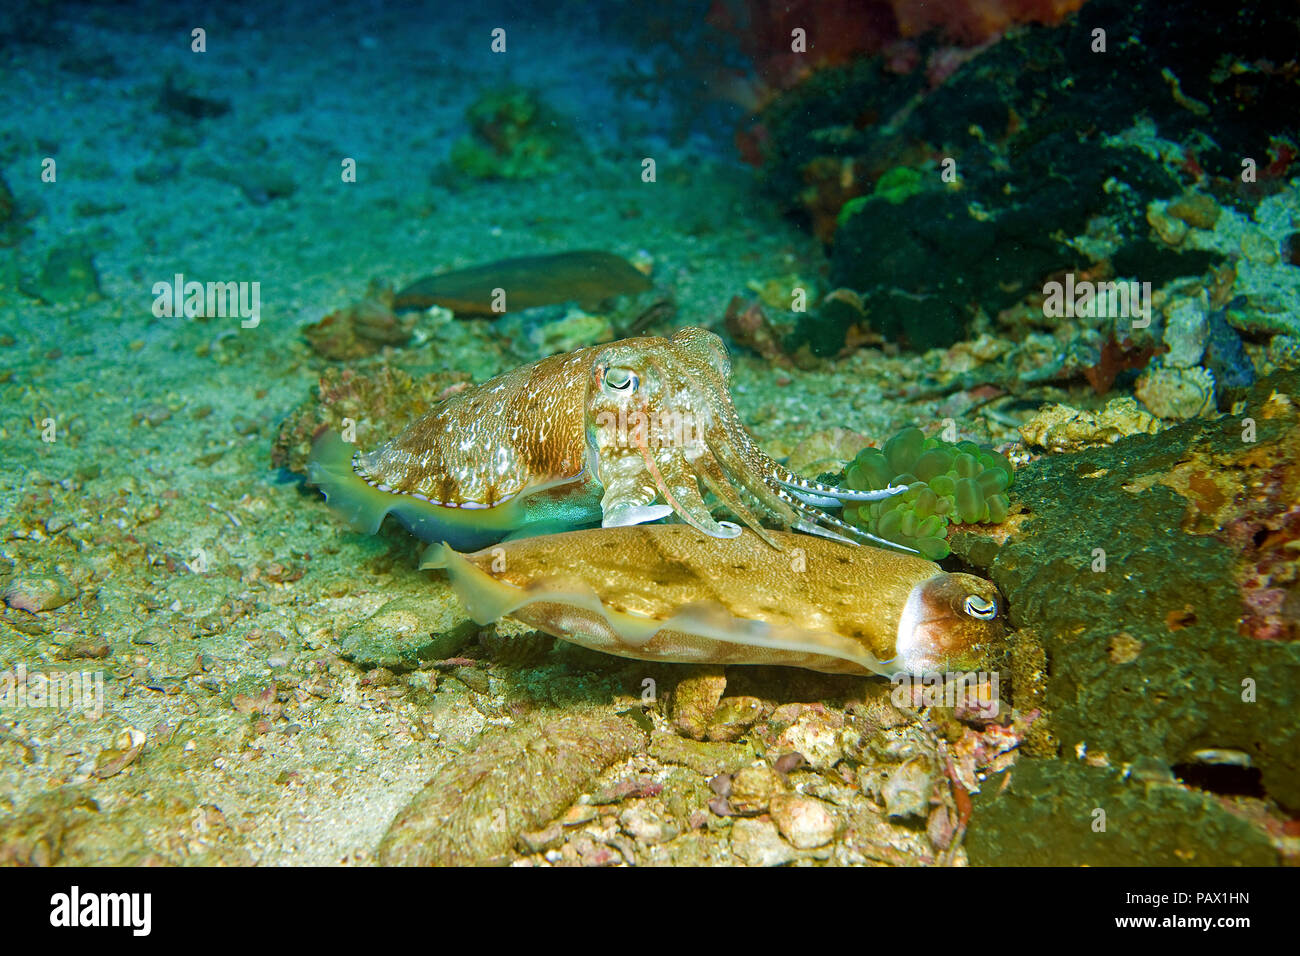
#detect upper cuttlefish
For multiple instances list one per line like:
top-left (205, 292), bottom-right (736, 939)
top-left (307, 327), bottom-right (908, 551)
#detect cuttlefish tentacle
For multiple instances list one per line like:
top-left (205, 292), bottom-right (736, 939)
top-left (689, 443), bottom-right (780, 549)
top-left (776, 482), bottom-right (920, 552)
top-left (775, 467), bottom-right (907, 503)
top-left (624, 327), bottom-right (911, 548)
top-left (636, 433), bottom-right (742, 540)
top-left (697, 427), bottom-right (803, 542)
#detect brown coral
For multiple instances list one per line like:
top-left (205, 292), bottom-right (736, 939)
top-left (271, 364), bottom-right (468, 473)
top-left (302, 290), bottom-right (412, 360)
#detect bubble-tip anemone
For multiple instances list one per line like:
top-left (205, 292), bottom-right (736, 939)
top-left (843, 427), bottom-right (1014, 559)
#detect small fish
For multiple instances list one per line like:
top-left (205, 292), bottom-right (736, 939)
top-left (393, 250), bottom-right (651, 315)
top-left (422, 525), bottom-right (1007, 676)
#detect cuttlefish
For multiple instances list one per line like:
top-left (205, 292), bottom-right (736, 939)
top-left (308, 327), bottom-right (906, 552)
top-left (392, 250), bottom-right (652, 315)
top-left (423, 525), bottom-right (1006, 676)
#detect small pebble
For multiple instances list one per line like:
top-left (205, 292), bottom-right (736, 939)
top-left (619, 805), bottom-right (677, 846)
top-left (133, 403), bottom-right (172, 427)
top-left (43, 515), bottom-right (73, 534)
top-left (770, 794), bottom-right (836, 849)
top-left (3, 569), bottom-right (78, 612)
top-left (731, 818), bottom-right (798, 867)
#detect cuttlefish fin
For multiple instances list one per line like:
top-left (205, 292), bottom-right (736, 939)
top-left (307, 430), bottom-right (392, 534)
top-left (420, 541), bottom-right (662, 644)
top-left (667, 601), bottom-right (897, 678)
top-left (420, 541), bottom-right (520, 625)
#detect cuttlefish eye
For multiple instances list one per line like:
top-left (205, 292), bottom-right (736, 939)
top-left (603, 366), bottom-right (639, 393)
top-left (963, 594), bottom-right (998, 620)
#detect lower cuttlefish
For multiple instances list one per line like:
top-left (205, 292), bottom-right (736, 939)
top-left (308, 327), bottom-right (908, 551)
top-left (423, 526), bottom-right (1006, 676)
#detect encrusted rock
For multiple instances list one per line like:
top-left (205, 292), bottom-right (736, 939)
top-left (706, 696), bottom-right (768, 742)
top-left (1019, 397), bottom-right (1164, 452)
top-left (770, 707), bottom-right (845, 770)
top-left (647, 732), bottom-right (751, 776)
top-left (881, 755), bottom-right (936, 819)
top-left (670, 667), bottom-right (728, 740)
top-left (1146, 201), bottom-right (1188, 246)
top-left (770, 794), bottom-right (836, 849)
top-left (730, 817), bottom-right (798, 866)
top-left (378, 711), bottom-right (646, 866)
top-left (727, 763), bottom-right (783, 816)
top-left (1167, 191), bottom-right (1220, 230)
top-left (1135, 364), bottom-right (1216, 420)
top-left (1161, 290), bottom-right (1209, 368)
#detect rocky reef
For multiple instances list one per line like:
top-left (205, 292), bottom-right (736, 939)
top-left (743, 0), bottom-right (1300, 354)
top-left (949, 367), bottom-right (1300, 863)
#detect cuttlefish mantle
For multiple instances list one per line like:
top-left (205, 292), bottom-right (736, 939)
top-left (422, 525), bottom-right (1006, 677)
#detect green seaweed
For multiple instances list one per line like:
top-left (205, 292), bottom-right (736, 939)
top-left (450, 87), bottom-right (565, 181)
top-left (842, 427), bottom-right (1014, 559)
top-left (872, 165), bottom-right (926, 204)
top-left (836, 165), bottom-right (929, 229)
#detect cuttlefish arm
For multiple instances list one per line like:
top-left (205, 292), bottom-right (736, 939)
top-left (421, 525), bottom-right (1007, 676)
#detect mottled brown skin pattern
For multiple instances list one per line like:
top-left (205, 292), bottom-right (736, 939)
top-left (345, 327), bottom-right (908, 548)
top-left (452, 526), bottom-right (1006, 675)
top-left (354, 347), bottom-right (598, 507)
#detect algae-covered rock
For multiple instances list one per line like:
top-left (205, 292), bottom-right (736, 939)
top-left (967, 759), bottom-right (1278, 865)
top-left (377, 710), bottom-right (646, 865)
top-left (23, 244), bottom-right (101, 305)
top-left (962, 368), bottom-right (1300, 811)
top-left (341, 592), bottom-right (476, 670)
top-left (450, 87), bottom-right (566, 181)
top-left (1019, 397), bottom-right (1164, 452)
top-left (648, 732), bottom-right (752, 777)
top-left (271, 364), bottom-right (468, 474)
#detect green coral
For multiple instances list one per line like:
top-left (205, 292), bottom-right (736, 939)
top-left (872, 165), bottom-right (926, 204)
top-left (837, 166), bottom-right (928, 227)
top-left (843, 427), bottom-right (1014, 559)
top-left (450, 87), bottom-right (563, 181)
